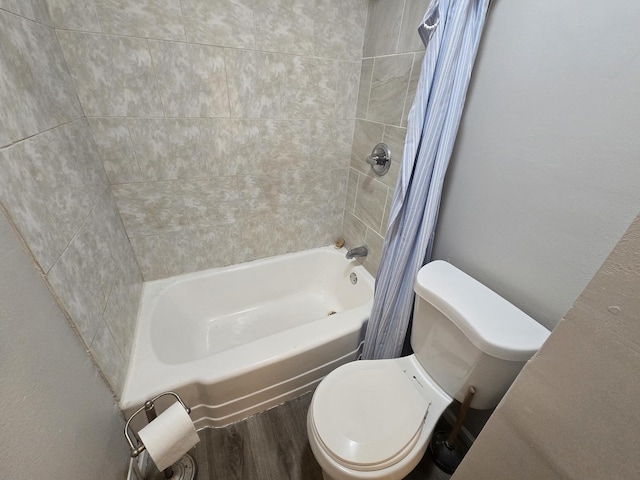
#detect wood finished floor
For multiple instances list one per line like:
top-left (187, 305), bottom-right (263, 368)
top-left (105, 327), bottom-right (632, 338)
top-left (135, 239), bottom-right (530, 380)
top-left (190, 392), bottom-right (451, 480)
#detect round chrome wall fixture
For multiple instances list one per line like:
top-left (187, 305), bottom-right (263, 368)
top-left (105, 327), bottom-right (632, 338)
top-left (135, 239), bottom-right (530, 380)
top-left (365, 142), bottom-right (391, 176)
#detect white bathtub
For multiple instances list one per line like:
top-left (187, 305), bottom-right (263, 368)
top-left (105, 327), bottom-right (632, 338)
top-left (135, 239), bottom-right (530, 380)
top-left (120, 246), bottom-right (373, 429)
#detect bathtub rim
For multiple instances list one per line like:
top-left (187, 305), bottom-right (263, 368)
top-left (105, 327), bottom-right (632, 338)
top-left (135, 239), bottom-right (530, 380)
top-left (119, 246), bottom-right (374, 426)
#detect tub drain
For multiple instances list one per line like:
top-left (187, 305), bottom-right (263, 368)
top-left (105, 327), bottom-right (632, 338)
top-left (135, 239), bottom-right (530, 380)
top-left (327, 310), bottom-right (337, 316)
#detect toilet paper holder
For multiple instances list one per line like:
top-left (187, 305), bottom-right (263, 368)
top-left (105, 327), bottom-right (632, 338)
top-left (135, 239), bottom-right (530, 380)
top-left (125, 391), bottom-right (198, 480)
top-left (124, 391), bottom-right (191, 458)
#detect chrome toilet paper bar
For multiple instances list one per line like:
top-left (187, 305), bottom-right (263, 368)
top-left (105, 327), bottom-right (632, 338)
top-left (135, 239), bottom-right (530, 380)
top-left (124, 391), bottom-right (191, 458)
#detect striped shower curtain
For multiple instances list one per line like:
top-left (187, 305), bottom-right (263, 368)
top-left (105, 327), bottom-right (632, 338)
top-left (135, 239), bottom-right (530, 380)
top-left (362, 0), bottom-right (491, 359)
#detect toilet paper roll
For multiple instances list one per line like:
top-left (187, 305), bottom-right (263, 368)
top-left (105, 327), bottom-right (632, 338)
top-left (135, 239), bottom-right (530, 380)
top-left (138, 402), bottom-right (200, 471)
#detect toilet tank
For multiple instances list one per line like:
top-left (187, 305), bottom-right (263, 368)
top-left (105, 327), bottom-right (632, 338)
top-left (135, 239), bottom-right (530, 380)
top-left (411, 261), bottom-right (550, 410)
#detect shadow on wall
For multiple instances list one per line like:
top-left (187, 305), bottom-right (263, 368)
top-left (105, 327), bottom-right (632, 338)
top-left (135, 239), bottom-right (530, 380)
top-left (452, 212), bottom-right (640, 479)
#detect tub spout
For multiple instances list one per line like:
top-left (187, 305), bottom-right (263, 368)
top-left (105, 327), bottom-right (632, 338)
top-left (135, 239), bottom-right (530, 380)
top-left (346, 246), bottom-right (368, 259)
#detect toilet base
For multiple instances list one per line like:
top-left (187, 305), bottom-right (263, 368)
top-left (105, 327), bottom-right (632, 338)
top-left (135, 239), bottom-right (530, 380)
top-left (429, 431), bottom-right (466, 474)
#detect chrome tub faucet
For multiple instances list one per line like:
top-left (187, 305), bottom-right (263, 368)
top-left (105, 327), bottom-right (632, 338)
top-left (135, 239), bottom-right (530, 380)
top-left (346, 246), bottom-right (368, 259)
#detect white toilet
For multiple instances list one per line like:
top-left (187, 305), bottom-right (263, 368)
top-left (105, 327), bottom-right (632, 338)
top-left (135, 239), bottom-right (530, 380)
top-left (307, 260), bottom-right (550, 480)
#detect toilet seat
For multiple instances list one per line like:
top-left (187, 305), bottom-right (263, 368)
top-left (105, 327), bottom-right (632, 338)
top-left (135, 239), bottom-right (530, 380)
top-left (311, 360), bottom-right (428, 471)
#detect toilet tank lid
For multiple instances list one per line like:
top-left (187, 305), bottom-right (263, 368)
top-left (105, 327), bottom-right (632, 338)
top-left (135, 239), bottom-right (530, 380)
top-left (414, 261), bottom-right (550, 361)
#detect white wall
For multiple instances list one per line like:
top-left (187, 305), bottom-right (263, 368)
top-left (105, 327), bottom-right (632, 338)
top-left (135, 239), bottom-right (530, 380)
top-left (0, 210), bottom-right (128, 479)
top-left (433, 0), bottom-right (640, 329)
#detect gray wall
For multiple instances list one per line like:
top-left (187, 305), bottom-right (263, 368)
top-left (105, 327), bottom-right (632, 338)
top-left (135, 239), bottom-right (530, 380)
top-left (0, 209), bottom-right (129, 479)
top-left (48, 0), bottom-right (367, 281)
top-left (344, 0), bottom-right (428, 276)
top-left (352, 0), bottom-right (640, 439)
top-left (432, 0), bottom-right (640, 329)
top-left (352, 0), bottom-right (640, 331)
top-left (453, 211), bottom-right (640, 479)
top-left (0, 0), bottom-right (142, 395)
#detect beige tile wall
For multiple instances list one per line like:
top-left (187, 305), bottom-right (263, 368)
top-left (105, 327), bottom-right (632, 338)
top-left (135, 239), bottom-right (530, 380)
top-left (0, 3), bottom-right (142, 395)
top-left (51, 0), bottom-right (368, 280)
top-left (0, 0), bottom-right (423, 398)
top-left (344, 0), bottom-right (429, 275)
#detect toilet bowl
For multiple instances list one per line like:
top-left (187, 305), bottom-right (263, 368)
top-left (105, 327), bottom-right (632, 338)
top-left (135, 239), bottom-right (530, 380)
top-left (307, 356), bottom-right (451, 480)
top-left (307, 261), bottom-right (550, 480)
